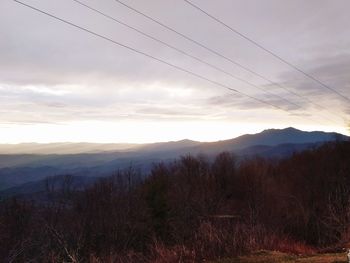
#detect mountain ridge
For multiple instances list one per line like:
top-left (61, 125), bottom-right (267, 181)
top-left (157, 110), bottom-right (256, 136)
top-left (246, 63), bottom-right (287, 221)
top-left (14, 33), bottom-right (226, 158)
top-left (0, 127), bottom-right (348, 193)
top-left (0, 127), bottom-right (346, 155)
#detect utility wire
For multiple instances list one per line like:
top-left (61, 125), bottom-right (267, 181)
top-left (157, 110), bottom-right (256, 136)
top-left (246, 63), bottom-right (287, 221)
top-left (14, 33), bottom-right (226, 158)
top-left (78, 0), bottom-right (341, 125)
top-left (13, 0), bottom-right (288, 112)
top-left (71, 0), bottom-right (299, 110)
top-left (14, 0), bottom-right (341, 126)
top-left (183, 0), bottom-right (350, 103)
top-left (113, 0), bottom-right (344, 123)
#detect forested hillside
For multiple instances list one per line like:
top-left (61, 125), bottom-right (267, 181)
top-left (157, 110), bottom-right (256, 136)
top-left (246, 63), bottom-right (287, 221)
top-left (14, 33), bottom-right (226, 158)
top-left (1, 141), bottom-right (350, 262)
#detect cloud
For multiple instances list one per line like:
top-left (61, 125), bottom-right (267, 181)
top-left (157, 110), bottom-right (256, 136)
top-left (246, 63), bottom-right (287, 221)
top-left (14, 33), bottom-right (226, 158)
top-left (0, 0), bottom-right (349, 138)
top-left (278, 52), bottom-right (350, 114)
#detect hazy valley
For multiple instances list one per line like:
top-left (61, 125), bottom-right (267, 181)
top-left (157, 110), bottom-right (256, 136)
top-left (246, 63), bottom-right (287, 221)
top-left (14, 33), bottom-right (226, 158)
top-left (0, 127), bottom-right (347, 196)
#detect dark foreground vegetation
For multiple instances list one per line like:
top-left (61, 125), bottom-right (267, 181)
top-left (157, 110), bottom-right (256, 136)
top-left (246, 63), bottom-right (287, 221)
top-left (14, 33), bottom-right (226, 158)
top-left (1, 141), bottom-right (350, 262)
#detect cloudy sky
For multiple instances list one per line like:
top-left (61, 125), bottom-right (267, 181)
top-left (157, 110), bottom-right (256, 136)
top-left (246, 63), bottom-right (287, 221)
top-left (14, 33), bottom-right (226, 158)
top-left (1, 0), bottom-right (349, 143)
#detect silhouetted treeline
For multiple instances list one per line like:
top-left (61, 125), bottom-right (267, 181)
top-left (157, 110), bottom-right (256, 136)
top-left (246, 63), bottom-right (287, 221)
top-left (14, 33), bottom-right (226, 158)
top-left (0, 141), bottom-right (350, 262)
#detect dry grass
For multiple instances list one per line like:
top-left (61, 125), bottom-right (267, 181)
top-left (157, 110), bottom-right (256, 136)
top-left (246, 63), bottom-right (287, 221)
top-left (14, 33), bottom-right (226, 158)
top-left (212, 250), bottom-right (347, 263)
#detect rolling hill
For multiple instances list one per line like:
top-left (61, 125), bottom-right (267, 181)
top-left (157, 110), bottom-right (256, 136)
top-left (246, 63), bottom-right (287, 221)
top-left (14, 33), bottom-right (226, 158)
top-left (0, 127), bottom-right (347, 195)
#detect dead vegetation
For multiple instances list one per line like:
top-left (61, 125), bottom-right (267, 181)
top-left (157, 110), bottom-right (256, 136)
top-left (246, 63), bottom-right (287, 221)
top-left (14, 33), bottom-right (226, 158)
top-left (0, 141), bottom-right (350, 262)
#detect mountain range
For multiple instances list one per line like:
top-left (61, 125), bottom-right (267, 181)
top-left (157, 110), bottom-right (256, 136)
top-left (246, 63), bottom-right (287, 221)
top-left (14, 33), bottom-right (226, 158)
top-left (0, 127), bottom-right (347, 197)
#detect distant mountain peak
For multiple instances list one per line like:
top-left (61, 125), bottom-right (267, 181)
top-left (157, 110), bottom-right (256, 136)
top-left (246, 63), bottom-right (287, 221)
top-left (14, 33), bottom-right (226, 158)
top-left (241, 127), bottom-right (346, 148)
top-left (177, 139), bottom-right (198, 143)
top-left (283, 127), bottom-right (300, 132)
top-left (261, 127), bottom-right (300, 133)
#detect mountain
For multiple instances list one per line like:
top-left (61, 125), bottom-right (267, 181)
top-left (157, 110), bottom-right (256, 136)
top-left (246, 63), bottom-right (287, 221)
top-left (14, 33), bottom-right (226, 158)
top-left (0, 127), bottom-right (347, 193)
top-left (192, 127), bottom-right (346, 154)
top-left (0, 127), bottom-right (344, 157)
top-left (0, 142), bottom-right (142, 155)
top-left (138, 139), bottom-right (200, 152)
top-left (232, 127), bottom-right (345, 147)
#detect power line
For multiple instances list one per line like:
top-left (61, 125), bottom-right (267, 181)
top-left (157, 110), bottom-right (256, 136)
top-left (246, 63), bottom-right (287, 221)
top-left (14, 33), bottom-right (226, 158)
top-left (114, 0), bottom-right (292, 92)
top-left (113, 0), bottom-right (344, 123)
top-left (70, 0), bottom-right (300, 110)
top-left (183, 0), bottom-right (350, 103)
top-left (13, 0), bottom-right (288, 113)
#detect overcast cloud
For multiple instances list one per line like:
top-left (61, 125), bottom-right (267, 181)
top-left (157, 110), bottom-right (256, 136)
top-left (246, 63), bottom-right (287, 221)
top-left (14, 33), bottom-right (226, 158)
top-left (0, 0), bottom-right (349, 142)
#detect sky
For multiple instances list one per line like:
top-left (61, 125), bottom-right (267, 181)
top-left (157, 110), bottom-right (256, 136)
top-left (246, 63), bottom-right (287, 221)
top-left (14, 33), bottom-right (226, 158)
top-left (1, 0), bottom-right (349, 143)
